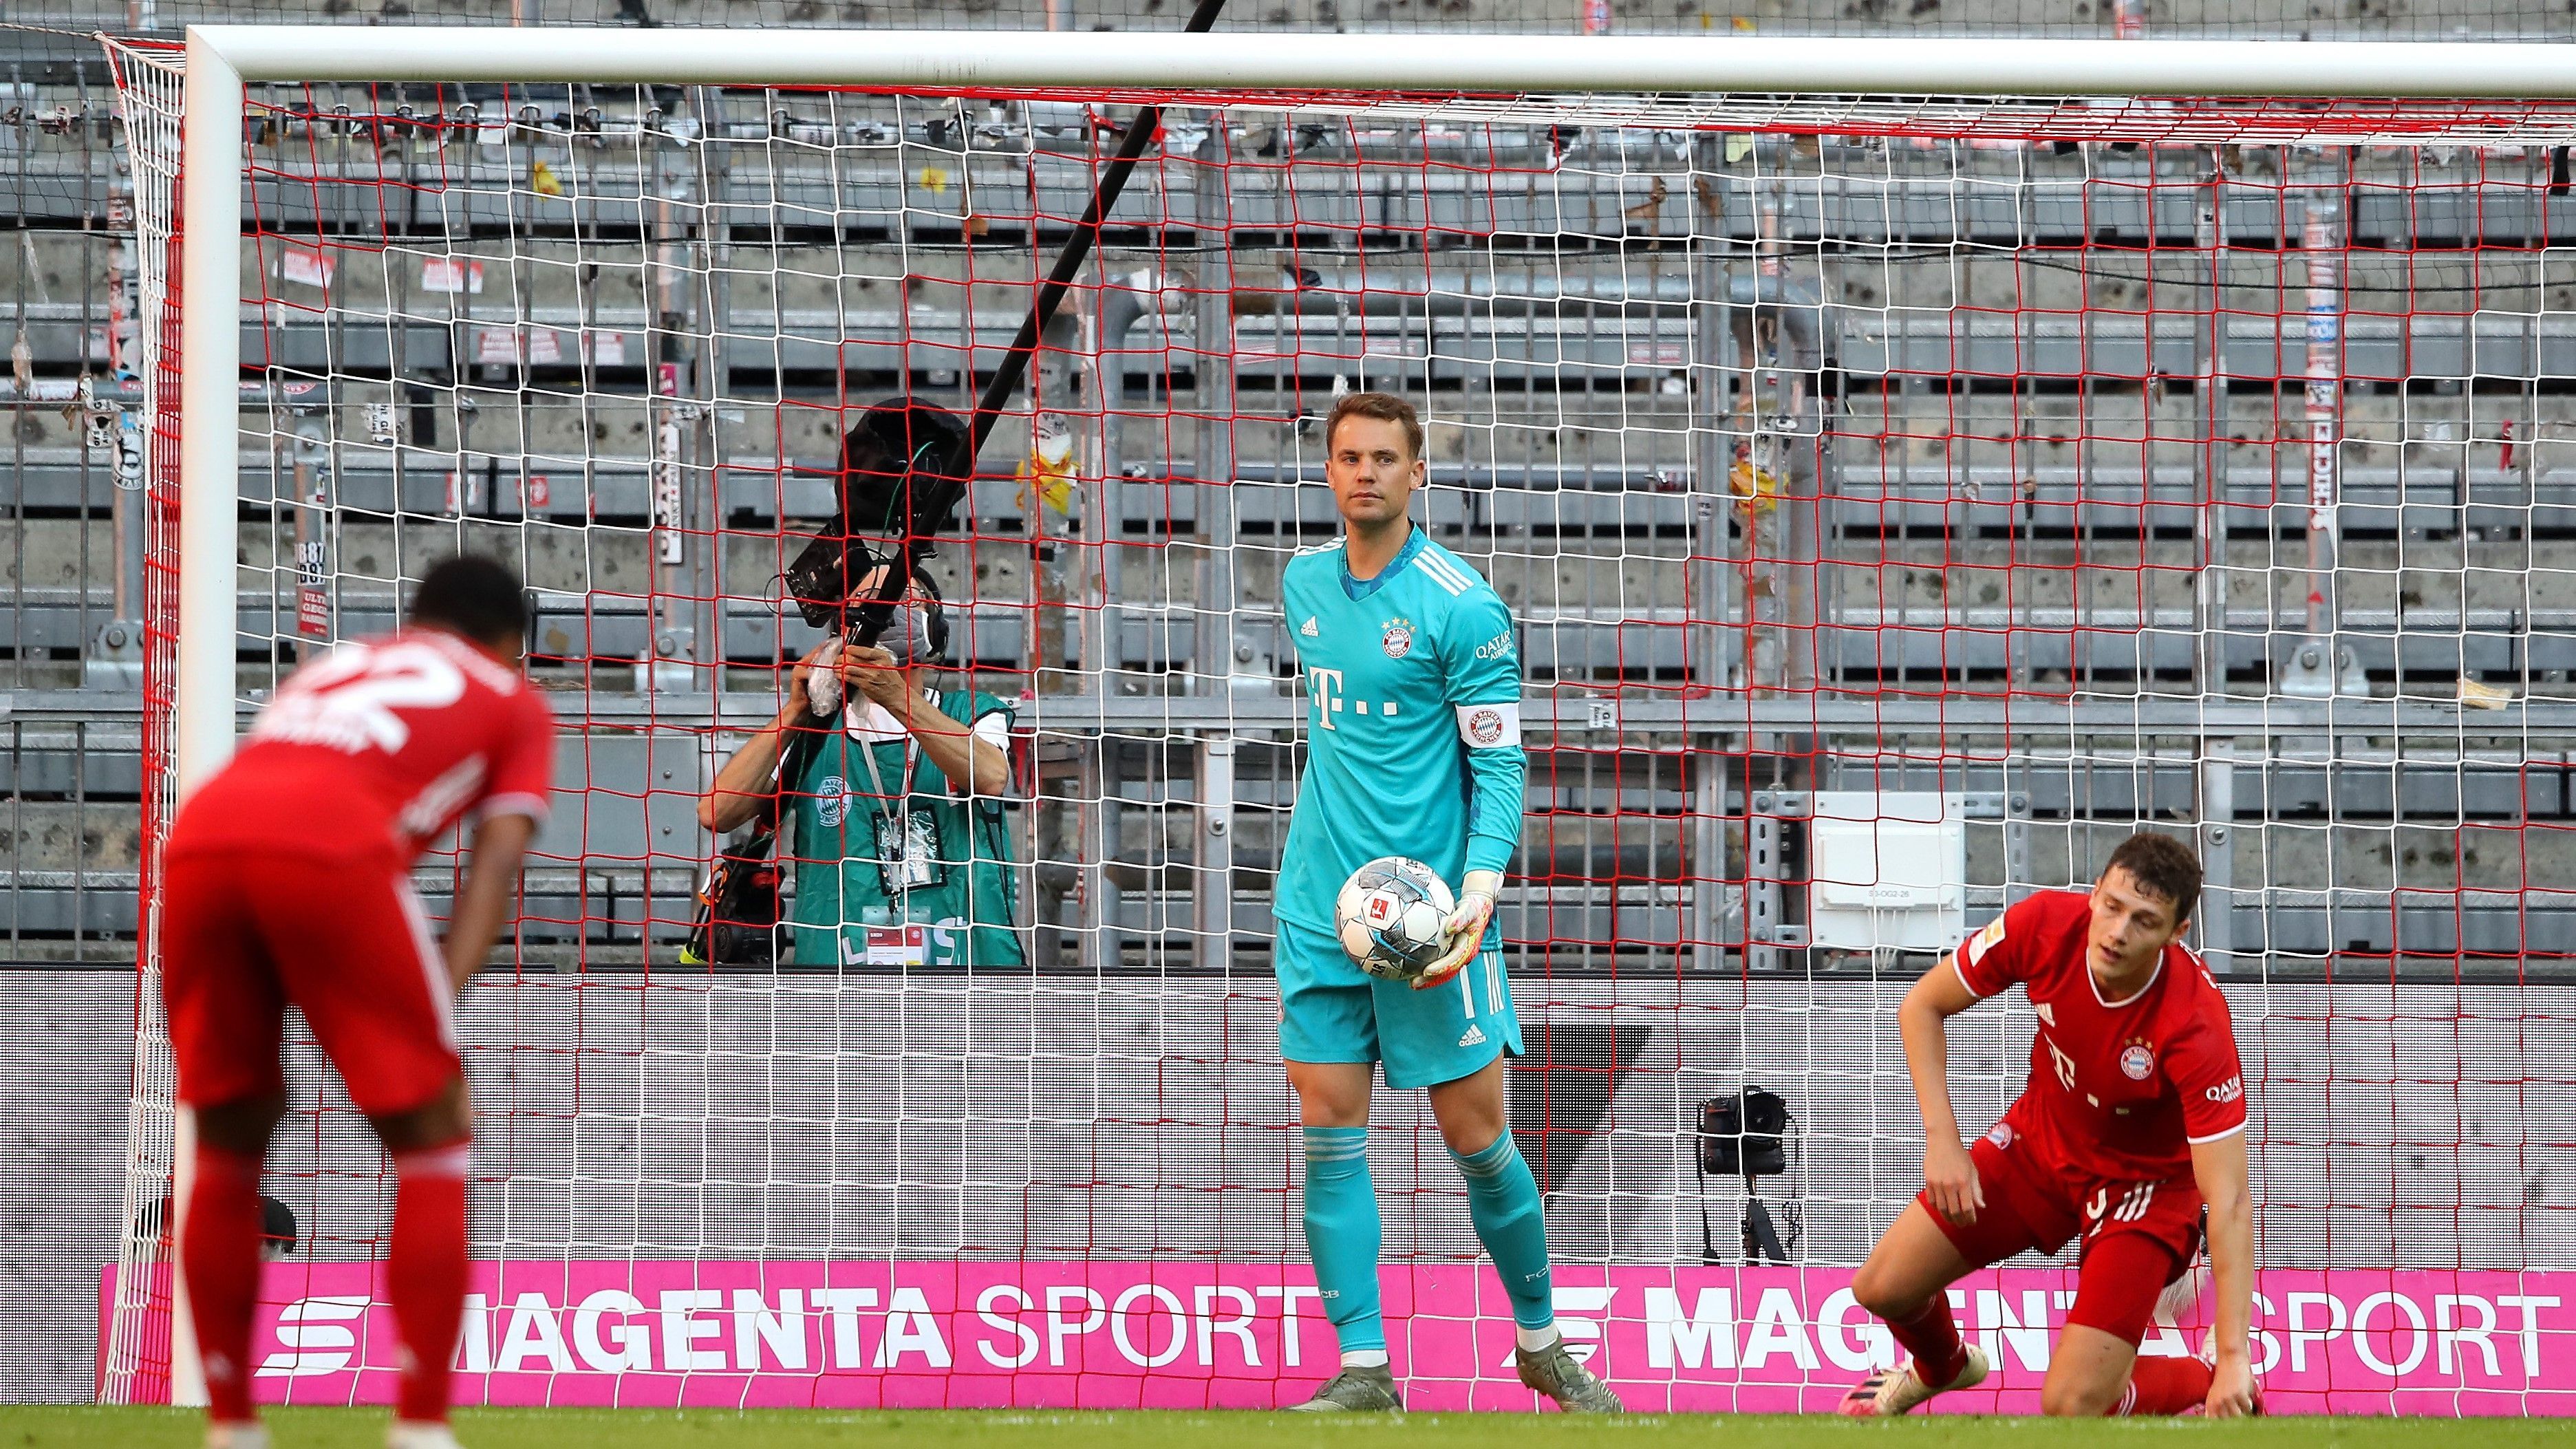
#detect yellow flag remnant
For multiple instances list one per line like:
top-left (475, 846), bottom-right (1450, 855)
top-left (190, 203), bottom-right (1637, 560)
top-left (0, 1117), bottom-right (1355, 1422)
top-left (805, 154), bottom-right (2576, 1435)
top-left (1728, 447), bottom-right (1781, 517)
top-left (1018, 412), bottom-right (1077, 516)
top-left (529, 160), bottom-right (565, 197)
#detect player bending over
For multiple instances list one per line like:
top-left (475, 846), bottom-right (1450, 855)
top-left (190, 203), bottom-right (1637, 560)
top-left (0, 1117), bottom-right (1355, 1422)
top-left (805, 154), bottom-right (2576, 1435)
top-left (1270, 391), bottom-right (1619, 1415)
top-left (161, 557), bottom-right (555, 1449)
top-left (1840, 831), bottom-right (2257, 1419)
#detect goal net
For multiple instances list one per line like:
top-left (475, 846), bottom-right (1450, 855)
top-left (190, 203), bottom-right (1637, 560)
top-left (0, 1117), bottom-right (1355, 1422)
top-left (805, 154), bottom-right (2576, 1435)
top-left (103, 30), bottom-right (2576, 1415)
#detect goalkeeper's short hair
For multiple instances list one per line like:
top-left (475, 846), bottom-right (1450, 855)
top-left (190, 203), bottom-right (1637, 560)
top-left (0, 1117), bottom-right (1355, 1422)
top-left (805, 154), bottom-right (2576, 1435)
top-left (1326, 390), bottom-right (1425, 461)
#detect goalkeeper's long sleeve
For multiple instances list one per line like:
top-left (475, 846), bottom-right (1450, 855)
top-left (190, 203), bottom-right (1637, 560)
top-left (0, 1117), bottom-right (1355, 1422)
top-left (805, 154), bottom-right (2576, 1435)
top-left (1462, 731), bottom-right (1526, 878)
top-left (1444, 588), bottom-right (1527, 880)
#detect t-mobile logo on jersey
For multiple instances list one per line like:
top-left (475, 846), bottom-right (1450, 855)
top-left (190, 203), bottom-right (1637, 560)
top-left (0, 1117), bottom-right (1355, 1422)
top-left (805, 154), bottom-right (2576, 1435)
top-left (1309, 668), bottom-right (1342, 729)
top-left (2046, 1035), bottom-right (2078, 1092)
top-left (1305, 667), bottom-right (1399, 730)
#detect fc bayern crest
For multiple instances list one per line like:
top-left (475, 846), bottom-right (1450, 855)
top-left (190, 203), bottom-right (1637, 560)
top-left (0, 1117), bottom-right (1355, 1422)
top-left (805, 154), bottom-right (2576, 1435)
top-left (2119, 1042), bottom-right (2156, 1080)
top-left (1382, 619), bottom-right (1415, 658)
top-left (815, 775), bottom-right (852, 828)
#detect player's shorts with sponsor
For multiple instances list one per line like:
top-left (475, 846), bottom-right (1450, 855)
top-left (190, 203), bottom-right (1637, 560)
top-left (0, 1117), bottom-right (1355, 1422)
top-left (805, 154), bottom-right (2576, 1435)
top-left (160, 841), bottom-right (460, 1117)
top-left (1918, 1119), bottom-right (2207, 1345)
top-left (1272, 913), bottom-right (1523, 1089)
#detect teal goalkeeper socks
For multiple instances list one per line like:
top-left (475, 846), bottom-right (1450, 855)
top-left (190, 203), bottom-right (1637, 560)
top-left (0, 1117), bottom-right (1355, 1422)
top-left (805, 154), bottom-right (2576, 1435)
top-left (1302, 1126), bottom-right (1387, 1355)
top-left (1450, 1133), bottom-right (1556, 1330)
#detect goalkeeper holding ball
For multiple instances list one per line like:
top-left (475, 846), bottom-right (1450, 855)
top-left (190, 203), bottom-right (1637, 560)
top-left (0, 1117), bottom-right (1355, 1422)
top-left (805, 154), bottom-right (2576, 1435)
top-left (1270, 391), bottom-right (1621, 1415)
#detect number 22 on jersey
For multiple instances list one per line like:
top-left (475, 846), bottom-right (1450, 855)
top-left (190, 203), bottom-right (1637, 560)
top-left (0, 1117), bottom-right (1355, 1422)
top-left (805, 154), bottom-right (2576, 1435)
top-left (254, 640), bottom-right (466, 755)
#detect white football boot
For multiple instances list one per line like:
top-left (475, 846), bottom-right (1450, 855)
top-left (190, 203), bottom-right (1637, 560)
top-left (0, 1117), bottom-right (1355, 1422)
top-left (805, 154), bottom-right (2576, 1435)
top-left (1836, 1343), bottom-right (1991, 1417)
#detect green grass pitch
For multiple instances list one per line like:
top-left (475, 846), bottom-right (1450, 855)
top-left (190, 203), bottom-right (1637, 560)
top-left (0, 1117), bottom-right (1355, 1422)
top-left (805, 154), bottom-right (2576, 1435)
top-left (12, 1408), bottom-right (2576, 1449)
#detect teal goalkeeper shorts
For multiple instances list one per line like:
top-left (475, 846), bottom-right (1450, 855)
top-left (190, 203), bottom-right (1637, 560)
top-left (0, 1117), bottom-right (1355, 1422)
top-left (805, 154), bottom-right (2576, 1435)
top-left (1274, 915), bottom-right (1524, 1090)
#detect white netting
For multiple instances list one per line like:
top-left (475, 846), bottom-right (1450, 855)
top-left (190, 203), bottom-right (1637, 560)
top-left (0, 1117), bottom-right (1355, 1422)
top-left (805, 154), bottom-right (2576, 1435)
top-left (103, 49), bottom-right (2576, 1413)
top-left (100, 34), bottom-right (189, 1412)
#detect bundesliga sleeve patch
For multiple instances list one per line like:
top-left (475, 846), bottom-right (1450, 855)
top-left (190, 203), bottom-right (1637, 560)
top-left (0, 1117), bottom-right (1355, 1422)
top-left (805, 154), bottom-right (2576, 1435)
top-left (1953, 914), bottom-right (2008, 992)
top-left (1966, 915), bottom-right (2006, 963)
top-left (1455, 701), bottom-right (1521, 749)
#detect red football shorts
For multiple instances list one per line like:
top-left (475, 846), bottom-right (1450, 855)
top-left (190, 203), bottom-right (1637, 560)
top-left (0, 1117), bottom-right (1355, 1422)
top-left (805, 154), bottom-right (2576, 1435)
top-left (1917, 1123), bottom-right (2207, 1345)
top-left (160, 846), bottom-right (460, 1118)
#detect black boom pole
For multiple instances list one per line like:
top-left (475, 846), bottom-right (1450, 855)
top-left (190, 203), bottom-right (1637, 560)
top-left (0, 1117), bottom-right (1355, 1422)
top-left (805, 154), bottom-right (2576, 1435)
top-left (969, 0), bottom-right (1232, 459)
top-left (848, 0), bottom-right (1230, 645)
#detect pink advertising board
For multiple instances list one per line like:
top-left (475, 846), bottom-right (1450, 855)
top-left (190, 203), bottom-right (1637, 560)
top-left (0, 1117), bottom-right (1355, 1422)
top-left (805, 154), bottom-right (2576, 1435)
top-left (104, 1260), bottom-right (2575, 1415)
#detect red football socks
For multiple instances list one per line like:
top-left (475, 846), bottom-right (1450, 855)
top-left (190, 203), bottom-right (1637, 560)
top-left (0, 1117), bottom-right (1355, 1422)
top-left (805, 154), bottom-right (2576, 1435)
top-left (2119, 1355), bottom-right (2215, 1415)
top-left (180, 1144), bottom-right (265, 1424)
top-left (1884, 1298), bottom-right (1970, 1387)
top-left (387, 1142), bottom-right (472, 1425)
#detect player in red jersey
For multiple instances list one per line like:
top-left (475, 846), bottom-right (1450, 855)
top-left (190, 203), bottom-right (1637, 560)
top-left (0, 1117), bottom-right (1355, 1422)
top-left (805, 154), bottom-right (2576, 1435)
top-left (160, 557), bottom-right (554, 1449)
top-left (1838, 832), bottom-right (2258, 1419)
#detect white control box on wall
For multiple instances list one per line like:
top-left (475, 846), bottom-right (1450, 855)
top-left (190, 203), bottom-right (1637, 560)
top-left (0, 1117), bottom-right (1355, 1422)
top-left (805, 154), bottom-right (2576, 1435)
top-left (1807, 791), bottom-right (1968, 952)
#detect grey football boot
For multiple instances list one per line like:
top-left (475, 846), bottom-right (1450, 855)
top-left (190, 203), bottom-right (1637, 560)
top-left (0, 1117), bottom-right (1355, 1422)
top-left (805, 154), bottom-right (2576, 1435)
top-left (1287, 1364), bottom-right (1405, 1413)
top-left (1516, 1337), bottom-right (1626, 1413)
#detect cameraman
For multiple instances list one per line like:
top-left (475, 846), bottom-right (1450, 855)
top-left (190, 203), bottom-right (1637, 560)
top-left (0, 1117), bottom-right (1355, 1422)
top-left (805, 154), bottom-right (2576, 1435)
top-left (699, 569), bottom-right (1024, 970)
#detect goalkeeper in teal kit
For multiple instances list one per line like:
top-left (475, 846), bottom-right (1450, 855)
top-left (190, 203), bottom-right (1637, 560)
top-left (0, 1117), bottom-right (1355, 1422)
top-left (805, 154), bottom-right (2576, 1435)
top-left (1271, 392), bottom-right (1622, 1414)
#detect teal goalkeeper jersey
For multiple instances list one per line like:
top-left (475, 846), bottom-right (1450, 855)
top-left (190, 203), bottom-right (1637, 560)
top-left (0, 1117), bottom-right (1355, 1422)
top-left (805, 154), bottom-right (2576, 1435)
top-left (1274, 526), bottom-right (1527, 934)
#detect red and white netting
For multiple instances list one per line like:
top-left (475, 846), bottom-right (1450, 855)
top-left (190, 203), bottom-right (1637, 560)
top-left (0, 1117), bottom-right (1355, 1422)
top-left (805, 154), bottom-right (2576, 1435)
top-left (103, 39), bottom-right (2576, 1412)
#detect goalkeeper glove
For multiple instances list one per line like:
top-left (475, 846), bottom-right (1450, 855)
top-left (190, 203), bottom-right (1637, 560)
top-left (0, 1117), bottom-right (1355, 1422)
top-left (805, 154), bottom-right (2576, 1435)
top-left (1415, 870), bottom-right (1501, 990)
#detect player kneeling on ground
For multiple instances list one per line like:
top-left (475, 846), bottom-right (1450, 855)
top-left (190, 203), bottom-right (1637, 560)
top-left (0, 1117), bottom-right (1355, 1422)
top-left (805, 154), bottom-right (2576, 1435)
top-left (161, 556), bottom-right (555, 1449)
top-left (1270, 391), bottom-right (1620, 1415)
top-left (1840, 831), bottom-right (2257, 1419)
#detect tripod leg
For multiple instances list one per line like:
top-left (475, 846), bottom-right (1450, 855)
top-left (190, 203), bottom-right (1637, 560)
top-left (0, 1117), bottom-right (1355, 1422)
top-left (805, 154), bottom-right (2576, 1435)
top-left (1741, 1196), bottom-right (1790, 1264)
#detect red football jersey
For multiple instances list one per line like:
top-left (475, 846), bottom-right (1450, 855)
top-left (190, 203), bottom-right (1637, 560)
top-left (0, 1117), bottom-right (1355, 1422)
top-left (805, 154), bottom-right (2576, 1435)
top-left (169, 629), bottom-right (555, 863)
top-left (1951, 890), bottom-right (2247, 1184)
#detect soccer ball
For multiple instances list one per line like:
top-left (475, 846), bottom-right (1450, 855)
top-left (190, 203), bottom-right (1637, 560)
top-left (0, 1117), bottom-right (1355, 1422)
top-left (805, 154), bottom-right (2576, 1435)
top-left (1334, 857), bottom-right (1457, 981)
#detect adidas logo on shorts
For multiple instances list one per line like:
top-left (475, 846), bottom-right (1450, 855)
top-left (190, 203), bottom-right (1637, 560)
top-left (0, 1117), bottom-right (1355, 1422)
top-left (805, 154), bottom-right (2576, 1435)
top-left (1459, 1024), bottom-right (1487, 1047)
